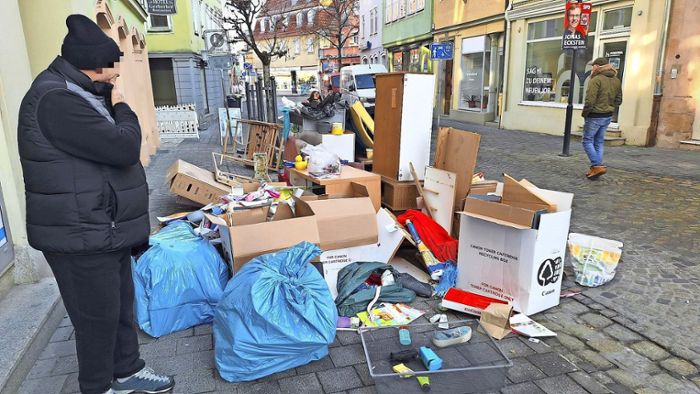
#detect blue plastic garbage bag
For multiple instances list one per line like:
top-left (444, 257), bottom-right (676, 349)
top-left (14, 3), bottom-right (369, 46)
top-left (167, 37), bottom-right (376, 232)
top-left (133, 221), bottom-right (230, 338)
top-left (214, 242), bottom-right (337, 382)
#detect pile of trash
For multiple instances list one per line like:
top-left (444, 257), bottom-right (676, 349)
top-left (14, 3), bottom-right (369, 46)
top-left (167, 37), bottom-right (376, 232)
top-left (141, 119), bottom-right (624, 388)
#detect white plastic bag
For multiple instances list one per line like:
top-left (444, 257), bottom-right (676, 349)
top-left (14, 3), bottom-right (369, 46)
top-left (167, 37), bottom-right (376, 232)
top-left (301, 144), bottom-right (341, 177)
top-left (281, 96), bottom-right (301, 109)
top-left (567, 233), bottom-right (623, 287)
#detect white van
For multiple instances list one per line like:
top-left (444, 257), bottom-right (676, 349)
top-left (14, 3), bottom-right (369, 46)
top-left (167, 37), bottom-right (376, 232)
top-left (339, 64), bottom-right (388, 112)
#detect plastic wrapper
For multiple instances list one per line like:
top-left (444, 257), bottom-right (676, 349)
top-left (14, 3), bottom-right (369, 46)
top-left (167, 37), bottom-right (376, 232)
top-left (567, 233), bottom-right (623, 287)
top-left (214, 242), bottom-right (337, 382)
top-left (133, 222), bottom-right (230, 337)
top-left (302, 144), bottom-right (341, 177)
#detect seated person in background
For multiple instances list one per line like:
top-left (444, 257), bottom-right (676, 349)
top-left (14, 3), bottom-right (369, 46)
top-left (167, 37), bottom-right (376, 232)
top-left (303, 89), bottom-right (322, 109)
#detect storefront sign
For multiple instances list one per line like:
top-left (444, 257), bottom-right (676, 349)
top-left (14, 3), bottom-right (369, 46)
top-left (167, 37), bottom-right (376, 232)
top-left (147, 0), bottom-right (177, 15)
top-left (562, 2), bottom-right (592, 50)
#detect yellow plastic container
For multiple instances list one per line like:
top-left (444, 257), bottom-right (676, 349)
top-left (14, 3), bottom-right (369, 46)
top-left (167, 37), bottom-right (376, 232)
top-left (331, 122), bottom-right (344, 135)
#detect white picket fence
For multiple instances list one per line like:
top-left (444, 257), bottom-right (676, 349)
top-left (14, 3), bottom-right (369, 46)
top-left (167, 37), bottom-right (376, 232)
top-left (156, 104), bottom-right (199, 139)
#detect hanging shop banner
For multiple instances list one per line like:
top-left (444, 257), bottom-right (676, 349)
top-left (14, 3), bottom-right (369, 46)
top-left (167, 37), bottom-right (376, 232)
top-left (562, 2), bottom-right (592, 50)
top-left (148, 0), bottom-right (177, 15)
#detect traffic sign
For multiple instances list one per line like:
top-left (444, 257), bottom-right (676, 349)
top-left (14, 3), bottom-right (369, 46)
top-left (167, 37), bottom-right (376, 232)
top-left (430, 42), bottom-right (454, 60)
top-left (244, 63), bottom-right (253, 70)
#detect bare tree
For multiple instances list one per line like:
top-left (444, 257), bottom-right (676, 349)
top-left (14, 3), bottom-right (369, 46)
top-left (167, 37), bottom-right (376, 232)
top-left (314, 0), bottom-right (360, 70)
top-left (223, 0), bottom-right (288, 118)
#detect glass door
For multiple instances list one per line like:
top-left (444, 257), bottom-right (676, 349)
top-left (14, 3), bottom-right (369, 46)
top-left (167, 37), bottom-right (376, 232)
top-left (601, 40), bottom-right (627, 123)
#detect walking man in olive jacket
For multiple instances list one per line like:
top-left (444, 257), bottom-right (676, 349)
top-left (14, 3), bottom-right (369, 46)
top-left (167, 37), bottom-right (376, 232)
top-left (582, 57), bottom-right (623, 179)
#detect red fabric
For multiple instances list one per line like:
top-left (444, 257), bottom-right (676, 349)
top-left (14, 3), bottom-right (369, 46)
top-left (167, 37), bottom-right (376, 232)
top-left (397, 210), bottom-right (458, 262)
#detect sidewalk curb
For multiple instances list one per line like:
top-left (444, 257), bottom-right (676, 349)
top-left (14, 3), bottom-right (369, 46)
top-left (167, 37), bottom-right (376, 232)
top-left (0, 280), bottom-right (65, 394)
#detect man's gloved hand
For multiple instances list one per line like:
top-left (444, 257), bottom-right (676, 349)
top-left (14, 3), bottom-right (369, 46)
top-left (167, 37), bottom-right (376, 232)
top-left (110, 75), bottom-right (125, 105)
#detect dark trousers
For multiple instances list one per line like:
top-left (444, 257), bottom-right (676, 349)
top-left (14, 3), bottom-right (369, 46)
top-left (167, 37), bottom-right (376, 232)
top-left (44, 248), bottom-right (145, 394)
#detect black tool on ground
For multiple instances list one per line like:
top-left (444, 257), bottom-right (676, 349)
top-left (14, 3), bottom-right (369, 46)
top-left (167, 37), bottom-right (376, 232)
top-left (390, 348), bottom-right (419, 363)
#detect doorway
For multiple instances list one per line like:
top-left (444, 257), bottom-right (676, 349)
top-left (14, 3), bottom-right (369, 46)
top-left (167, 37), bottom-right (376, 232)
top-left (149, 58), bottom-right (177, 106)
top-left (601, 40), bottom-right (627, 123)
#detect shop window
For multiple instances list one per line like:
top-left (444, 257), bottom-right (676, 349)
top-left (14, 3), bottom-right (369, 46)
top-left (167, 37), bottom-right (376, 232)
top-left (361, 15), bottom-right (366, 39)
top-left (523, 13), bottom-right (597, 104)
top-left (459, 36), bottom-right (490, 111)
top-left (392, 51), bottom-right (403, 71)
top-left (603, 7), bottom-right (632, 31)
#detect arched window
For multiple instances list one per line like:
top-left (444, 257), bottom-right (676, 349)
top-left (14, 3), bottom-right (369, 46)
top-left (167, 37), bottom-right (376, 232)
top-left (308, 9), bottom-right (316, 25)
top-left (296, 12), bottom-right (304, 27)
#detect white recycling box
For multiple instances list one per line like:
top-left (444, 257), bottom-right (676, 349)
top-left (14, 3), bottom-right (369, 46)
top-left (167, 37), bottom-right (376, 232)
top-left (456, 187), bottom-right (574, 315)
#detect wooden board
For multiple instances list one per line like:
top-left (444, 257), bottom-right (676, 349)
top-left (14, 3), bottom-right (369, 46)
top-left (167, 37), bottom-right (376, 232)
top-left (423, 167), bottom-right (457, 232)
top-left (372, 73), bottom-right (405, 180)
top-left (502, 174), bottom-right (557, 213)
top-left (434, 127), bottom-right (481, 209)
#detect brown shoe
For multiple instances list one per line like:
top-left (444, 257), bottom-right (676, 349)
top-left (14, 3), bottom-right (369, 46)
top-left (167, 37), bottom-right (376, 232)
top-left (587, 165), bottom-right (607, 179)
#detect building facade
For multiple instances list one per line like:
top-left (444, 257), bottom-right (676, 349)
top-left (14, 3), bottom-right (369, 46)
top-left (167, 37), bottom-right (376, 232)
top-left (146, 0), bottom-right (226, 121)
top-left (433, 0), bottom-right (507, 124)
top-left (1, 0), bottom-right (156, 285)
top-left (250, 0), bottom-right (323, 93)
top-left (359, 0), bottom-right (387, 66)
top-left (652, 0), bottom-right (700, 150)
top-left (501, 0), bottom-right (667, 146)
top-left (382, 0), bottom-right (433, 73)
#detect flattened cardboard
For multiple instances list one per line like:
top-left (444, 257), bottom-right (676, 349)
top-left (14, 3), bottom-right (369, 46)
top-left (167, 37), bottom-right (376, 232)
top-left (319, 208), bottom-right (408, 265)
top-left (469, 181), bottom-right (499, 196)
top-left (502, 174), bottom-right (557, 213)
top-left (166, 160), bottom-right (230, 206)
top-left (480, 303), bottom-right (513, 340)
top-left (433, 128), bottom-right (480, 209)
top-left (205, 198), bottom-right (320, 273)
top-left (463, 197), bottom-right (535, 230)
top-left (305, 183), bottom-right (378, 250)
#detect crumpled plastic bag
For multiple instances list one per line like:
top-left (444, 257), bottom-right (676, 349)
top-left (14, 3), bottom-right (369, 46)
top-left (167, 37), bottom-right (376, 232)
top-left (302, 144), bottom-right (341, 177)
top-left (567, 233), bottom-right (623, 287)
top-left (214, 242), bottom-right (337, 382)
top-left (133, 221), bottom-right (230, 337)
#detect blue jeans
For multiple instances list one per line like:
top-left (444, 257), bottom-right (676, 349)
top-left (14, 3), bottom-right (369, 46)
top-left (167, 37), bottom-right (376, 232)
top-left (582, 116), bottom-right (612, 166)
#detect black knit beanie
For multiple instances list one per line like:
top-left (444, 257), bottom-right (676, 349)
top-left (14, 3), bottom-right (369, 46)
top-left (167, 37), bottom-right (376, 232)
top-left (61, 14), bottom-right (122, 69)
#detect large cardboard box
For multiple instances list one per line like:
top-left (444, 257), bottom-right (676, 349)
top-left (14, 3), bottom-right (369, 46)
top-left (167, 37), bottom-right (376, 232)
top-left (318, 208), bottom-right (412, 298)
top-left (457, 180), bottom-right (574, 315)
top-left (165, 160), bottom-right (230, 206)
top-left (304, 183), bottom-right (378, 251)
top-left (205, 198), bottom-right (320, 273)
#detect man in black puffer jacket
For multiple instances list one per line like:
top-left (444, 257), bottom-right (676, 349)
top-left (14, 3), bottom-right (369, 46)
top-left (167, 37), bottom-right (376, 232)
top-left (17, 15), bottom-right (174, 394)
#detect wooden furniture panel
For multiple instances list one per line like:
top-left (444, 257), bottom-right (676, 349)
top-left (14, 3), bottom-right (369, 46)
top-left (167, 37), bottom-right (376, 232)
top-left (380, 176), bottom-right (419, 211)
top-left (289, 166), bottom-right (381, 211)
top-left (373, 73), bottom-right (405, 180)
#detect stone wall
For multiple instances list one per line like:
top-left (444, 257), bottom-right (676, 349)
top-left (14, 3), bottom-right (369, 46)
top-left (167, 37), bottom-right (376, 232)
top-left (656, 0), bottom-right (699, 148)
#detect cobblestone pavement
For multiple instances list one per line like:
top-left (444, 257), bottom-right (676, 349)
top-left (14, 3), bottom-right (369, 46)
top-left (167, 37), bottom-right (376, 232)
top-left (20, 119), bottom-right (700, 394)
